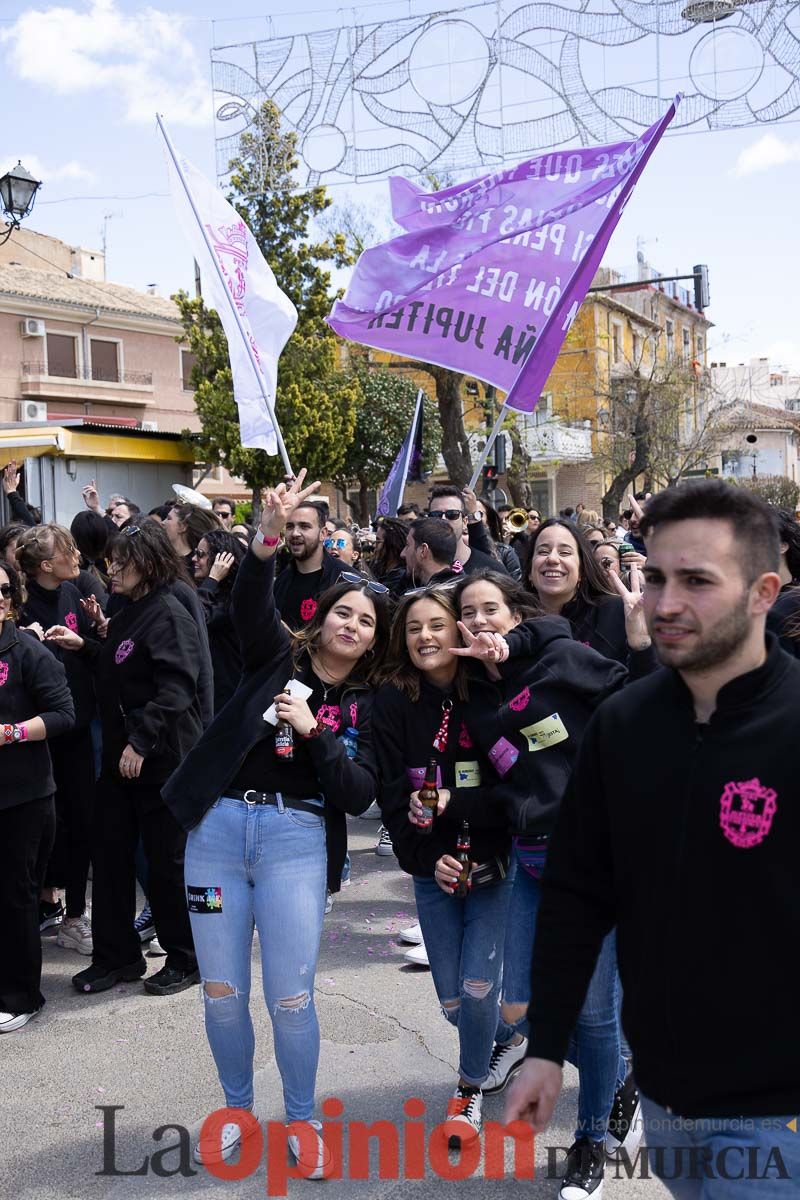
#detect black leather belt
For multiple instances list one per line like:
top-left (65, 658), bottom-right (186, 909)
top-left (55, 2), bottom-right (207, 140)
top-left (226, 789), bottom-right (324, 817)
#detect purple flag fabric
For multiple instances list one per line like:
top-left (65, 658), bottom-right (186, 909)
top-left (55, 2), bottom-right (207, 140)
top-left (328, 99), bottom-right (679, 413)
top-left (376, 390), bottom-right (424, 518)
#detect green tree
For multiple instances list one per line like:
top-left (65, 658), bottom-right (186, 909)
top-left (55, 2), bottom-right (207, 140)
top-left (333, 364), bottom-right (442, 523)
top-left (730, 474), bottom-right (800, 509)
top-left (176, 100), bottom-right (358, 507)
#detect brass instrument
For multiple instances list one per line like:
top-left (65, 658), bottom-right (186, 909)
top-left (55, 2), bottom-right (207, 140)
top-left (506, 508), bottom-right (529, 532)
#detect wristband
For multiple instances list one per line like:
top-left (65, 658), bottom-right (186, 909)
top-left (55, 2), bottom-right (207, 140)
top-left (255, 528), bottom-right (280, 548)
top-left (3, 723), bottom-right (27, 744)
top-left (301, 720), bottom-right (325, 740)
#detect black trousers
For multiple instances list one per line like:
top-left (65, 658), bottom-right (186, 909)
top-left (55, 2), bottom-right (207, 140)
top-left (43, 728), bottom-right (95, 917)
top-left (0, 795), bottom-right (56, 1013)
top-left (91, 775), bottom-right (196, 973)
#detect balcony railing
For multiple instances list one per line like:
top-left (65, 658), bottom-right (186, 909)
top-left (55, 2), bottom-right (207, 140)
top-left (522, 421), bottom-right (593, 462)
top-left (21, 361), bottom-right (153, 387)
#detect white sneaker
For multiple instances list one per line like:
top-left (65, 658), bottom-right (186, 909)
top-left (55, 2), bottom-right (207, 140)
top-left (288, 1118), bottom-right (334, 1180)
top-left (398, 922), bottom-right (423, 945)
top-left (403, 942), bottom-right (429, 967)
top-left (56, 914), bottom-right (93, 956)
top-left (359, 800), bottom-right (382, 820)
top-left (193, 1113), bottom-right (260, 1165)
top-left (324, 891), bottom-right (334, 915)
top-left (147, 936), bottom-right (166, 957)
top-left (447, 1084), bottom-right (483, 1148)
top-left (375, 825), bottom-right (395, 856)
top-left (0, 1007), bottom-right (42, 1033)
top-left (482, 1036), bottom-right (529, 1094)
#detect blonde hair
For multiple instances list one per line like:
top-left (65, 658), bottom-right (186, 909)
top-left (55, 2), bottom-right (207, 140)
top-left (15, 524), bottom-right (76, 578)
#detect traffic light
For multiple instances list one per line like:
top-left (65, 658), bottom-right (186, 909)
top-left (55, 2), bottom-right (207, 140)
top-left (482, 462), bottom-right (499, 491)
top-left (693, 264), bottom-right (710, 311)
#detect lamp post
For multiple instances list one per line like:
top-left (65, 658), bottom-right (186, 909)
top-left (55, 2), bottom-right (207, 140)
top-left (0, 161), bottom-right (42, 246)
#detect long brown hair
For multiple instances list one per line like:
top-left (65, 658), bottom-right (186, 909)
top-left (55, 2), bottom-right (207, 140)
top-left (381, 585), bottom-right (469, 701)
top-left (290, 578), bottom-right (393, 685)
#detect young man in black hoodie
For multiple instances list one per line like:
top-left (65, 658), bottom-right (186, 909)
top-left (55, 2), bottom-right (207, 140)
top-left (273, 501), bottom-right (348, 630)
top-left (506, 480), bottom-right (799, 1197)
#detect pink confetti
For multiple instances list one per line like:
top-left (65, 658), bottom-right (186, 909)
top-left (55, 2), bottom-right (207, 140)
top-left (97, 1087), bottom-right (106, 1094)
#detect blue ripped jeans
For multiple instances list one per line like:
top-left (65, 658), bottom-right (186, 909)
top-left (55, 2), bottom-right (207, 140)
top-left (414, 862), bottom-right (515, 1087)
top-left (184, 794), bottom-right (327, 1122)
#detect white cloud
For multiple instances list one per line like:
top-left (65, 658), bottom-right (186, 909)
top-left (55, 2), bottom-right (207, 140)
top-left (0, 152), bottom-right (95, 184)
top-left (0, 0), bottom-right (210, 127)
top-left (765, 341), bottom-right (800, 373)
top-left (732, 134), bottom-right (800, 177)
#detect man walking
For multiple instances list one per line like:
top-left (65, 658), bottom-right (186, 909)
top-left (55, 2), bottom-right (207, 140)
top-left (506, 480), bottom-right (799, 1198)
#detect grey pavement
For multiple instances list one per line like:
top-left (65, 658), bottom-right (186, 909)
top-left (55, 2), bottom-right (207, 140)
top-left (3, 815), bottom-right (668, 1200)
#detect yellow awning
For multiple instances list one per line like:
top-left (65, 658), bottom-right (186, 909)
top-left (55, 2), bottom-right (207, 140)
top-left (0, 427), bottom-right (196, 468)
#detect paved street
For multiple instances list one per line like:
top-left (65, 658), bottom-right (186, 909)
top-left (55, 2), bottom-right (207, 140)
top-left (5, 815), bottom-right (668, 1200)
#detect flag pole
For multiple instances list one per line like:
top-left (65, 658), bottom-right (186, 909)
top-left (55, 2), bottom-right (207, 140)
top-left (398, 389), bottom-right (424, 509)
top-left (156, 114), bottom-right (293, 478)
top-left (469, 403), bottom-right (509, 493)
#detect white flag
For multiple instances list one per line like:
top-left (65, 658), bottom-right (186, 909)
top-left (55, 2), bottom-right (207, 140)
top-left (165, 145), bottom-right (297, 453)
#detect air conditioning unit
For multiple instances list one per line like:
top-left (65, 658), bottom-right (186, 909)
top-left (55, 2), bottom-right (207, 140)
top-left (20, 400), bottom-right (48, 423)
top-left (141, 420), bottom-right (159, 431)
top-left (20, 318), bottom-right (46, 338)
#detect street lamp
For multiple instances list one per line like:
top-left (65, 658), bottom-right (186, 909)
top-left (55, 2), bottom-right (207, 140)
top-left (0, 161), bottom-right (42, 246)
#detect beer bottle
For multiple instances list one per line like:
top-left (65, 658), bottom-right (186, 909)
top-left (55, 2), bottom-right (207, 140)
top-left (418, 757), bottom-right (439, 834)
top-left (275, 719), bottom-right (294, 761)
top-left (454, 821), bottom-right (471, 898)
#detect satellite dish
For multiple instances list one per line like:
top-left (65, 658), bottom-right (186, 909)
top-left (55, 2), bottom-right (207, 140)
top-left (172, 483), bottom-right (213, 510)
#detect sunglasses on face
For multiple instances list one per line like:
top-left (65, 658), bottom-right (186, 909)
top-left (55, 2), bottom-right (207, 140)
top-left (122, 526), bottom-right (141, 537)
top-left (193, 550), bottom-right (209, 559)
top-left (0, 583), bottom-right (12, 599)
top-left (339, 571), bottom-right (389, 594)
top-left (324, 537), bottom-right (349, 550)
top-left (427, 509), bottom-right (463, 521)
top-left (215, 511), bottom-right (232, 519)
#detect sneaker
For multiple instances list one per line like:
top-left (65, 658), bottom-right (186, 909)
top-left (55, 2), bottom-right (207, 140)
top-left (143, 965), bottom-right (201, 996)
top-left (0, 1006), bottom-right (43, 1033)
top-left (133, 903), bottom-right (156, 943)
top-left (39, 899), bottom-right (64, 931)
top-left (324, 890), bottom-right (334, 915)
top-left (359, 800), bottom-right (382, 820)
top-left (288, 1118), bottom-right (334, 1180)
top-left (73, 959), bottom-right (147, 994)
top-left (398, 922), bottom-right (423, 945)
top-left (447, 1084), bottom-right (483, 1148)
top-left (147, 936), bottom-right (166, 957)
top-left (56, 914), bottom-right (93, 956)
top-left (482, 1036), bottom-right (529, 1095)
top-left (193, 1112), bottom-right (260, 1165)
top-left (403, 943), bottom-right (429, 967)
top-left (605, 1069), bottom-right (642, 1160)
top-left (559, 1137), bottom-right (605, 1199)
top-left (375, 825), bottom-right (395, 856)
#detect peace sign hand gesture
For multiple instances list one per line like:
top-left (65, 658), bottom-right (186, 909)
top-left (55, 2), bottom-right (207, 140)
top-left (609, 564), bottom-right (651, 651)
top-left (448, 621), bottom-right (510, 664)
top-left (258, 468), bottom-right (321, 543)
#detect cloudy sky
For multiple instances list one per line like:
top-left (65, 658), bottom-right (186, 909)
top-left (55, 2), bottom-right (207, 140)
top-left (2, 0), bottom-right (799, 371)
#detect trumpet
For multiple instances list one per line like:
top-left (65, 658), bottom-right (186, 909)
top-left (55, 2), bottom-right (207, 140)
top-left (505, 508), bottom-right (529, 532)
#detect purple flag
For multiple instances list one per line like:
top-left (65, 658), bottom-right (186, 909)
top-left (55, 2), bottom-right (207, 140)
top-left (376, 390), bottom-right (424, 518)
top-left (328, 99), bottom-right (679, 413)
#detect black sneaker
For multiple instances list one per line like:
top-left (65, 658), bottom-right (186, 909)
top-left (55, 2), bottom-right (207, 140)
top-left (73, 959), bottom-right (147, 994)
top-left (605, 1068), bottom-right (642, 1159)
top-left (143, 965), bottom-right (201, 996)
top-left (39, 899), bottom-right (65, 931)
top-left (133, 903), bottom-right (156, 943)
top-left (559, 1137), bottom-right (605, 1199)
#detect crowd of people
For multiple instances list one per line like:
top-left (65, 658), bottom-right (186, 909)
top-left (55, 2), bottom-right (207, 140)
top-left (1, 455), bottom-right (797, 1199)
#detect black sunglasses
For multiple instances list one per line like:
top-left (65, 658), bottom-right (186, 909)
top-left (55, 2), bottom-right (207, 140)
top-left (122, 526), bottom-right (141, 537)
top-left (0, 583), bottom-right (12, 599)
top-left (339, 571), bottom-right (389, 594)
top-left (426, 509), bottom-right (463, 521)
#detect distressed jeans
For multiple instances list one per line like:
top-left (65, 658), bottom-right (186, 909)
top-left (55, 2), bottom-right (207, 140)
top-left (185, 794), bottom-right (327, 1121)
top-left (414, 862), bottom-right (515, 1087)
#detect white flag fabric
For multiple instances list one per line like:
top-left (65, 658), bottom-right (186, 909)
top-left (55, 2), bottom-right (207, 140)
top-left (165, 148), bottom-right (297, 453)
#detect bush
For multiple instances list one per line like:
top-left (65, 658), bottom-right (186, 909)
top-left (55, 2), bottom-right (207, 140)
top-left (727, 474), bottom-right (800, 510)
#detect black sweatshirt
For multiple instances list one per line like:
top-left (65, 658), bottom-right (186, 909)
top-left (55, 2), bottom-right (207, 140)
top-left (526, 634), bottom-right (800, 1118)
top-left (273, 551), bottom-right (348, 631)
top-left (765, 583), bottom-right (800, 657)
top-left (196, 577), bottom-right (242, 712)
top-left (463, 617), bottom-right (627, 835)
top-left (20, 579), bottom-right (96, 729)
top-left (508, 597), bottom-right (657, 679)
top-left (373, 678), bottom-right (509, 876)
top-left (162, 552), bottom-right (379, 894)
top-left (79, 587), bottom-right (202, 790)
top-left (0, 619), bottom-right (75, 808)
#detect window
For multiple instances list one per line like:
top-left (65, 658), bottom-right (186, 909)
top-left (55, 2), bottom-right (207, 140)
top-left (46, 333), bottom-right (78, 378)
top-left (632, 333), bottom-right (642, 364)
top-left (90, 339), bottom-right (119, 382)
top-left (611, 322), bottom-right (623, 364)
top-left (682, 328), bottom-right (691, 363)
top-left (181, 349), bottom-right (197, 391)
top-left (696, 335), bottom-right (704, 357)
top-left (665, 320), bottom-right (675, 360)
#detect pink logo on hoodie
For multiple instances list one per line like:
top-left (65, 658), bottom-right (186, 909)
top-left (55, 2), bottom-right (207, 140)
top-left (719, 777), bottom-right (777, 849)
top-left (65, 612), bottom-right (78, 633)
top-left (0, 660), bottom-right (8, 687)
top-left (115, 639), bottom-right (135, 665)
top-left (509, 686), bottom-right (530, 712)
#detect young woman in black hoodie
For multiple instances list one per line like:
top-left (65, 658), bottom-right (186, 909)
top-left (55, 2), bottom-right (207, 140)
top-left (162, 471), bottom-right (391, 1175)
top-left (16, 524), bottom-right (100, 954)
top-left (372, 585), bottom-right (511, 1147)
top-left (0, 560), bottom-right (75, 1033)
top-left (190, 528), bottom-right (245, 713)
top-left (46, 522), bottom-right (204, 998)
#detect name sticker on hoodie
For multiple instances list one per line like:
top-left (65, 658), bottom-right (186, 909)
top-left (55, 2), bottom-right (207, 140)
top-left (455, 761), bottom-right (481, 788)
top-left (520, 713), bottom-right (569, 752)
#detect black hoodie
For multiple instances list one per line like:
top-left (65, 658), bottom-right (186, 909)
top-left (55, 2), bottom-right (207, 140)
top-left (526, 634), bottom-right (800, 1118)
top-left (463, 616), bottom-right (627, 835)
top-left (20, 578), bottom-right (96, 729)
top-left (0, 619), bottom-right (75, 809)
top-left (508, 598), bottom-right (657, 679)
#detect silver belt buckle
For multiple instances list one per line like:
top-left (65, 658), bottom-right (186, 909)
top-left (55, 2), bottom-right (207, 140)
top-left (242, 790), bottom-right (257, 805)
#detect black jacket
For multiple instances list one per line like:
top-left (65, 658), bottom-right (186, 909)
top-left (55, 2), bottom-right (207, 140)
top-left (80, 587), bottom-right (203, 789)
top-left (4, 488), bottom-right (35, 526)
top-left (19, 579), bottom-right (97, 729)
top-left (467, 520), bottom-right (520, 580)
top-left (527, 634), bottom-right (800, 1118)
top-left (162, 552), bottom-right (379, 894)
top-left (766, 583), bottom-right (800, 657)
top-left (464, 617), bottom-right (627, 835)
top-left (197, 578), bottom-right (242, 713)
top-left (512, 594), bottom-right (657, 678)
top-left (273, 551), bottom-right (348, 630)
top-left (0, 619), bottom-right (75, 808)
top-left (373, 677), bottom-right (510, 877)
